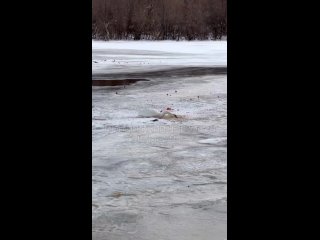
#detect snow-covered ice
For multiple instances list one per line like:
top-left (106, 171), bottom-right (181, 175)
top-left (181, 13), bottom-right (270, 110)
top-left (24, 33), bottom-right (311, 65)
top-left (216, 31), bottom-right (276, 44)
top-left (92, 40), bottom-right (227, 75)
top-left (92, 40), bottom-right (227, 240)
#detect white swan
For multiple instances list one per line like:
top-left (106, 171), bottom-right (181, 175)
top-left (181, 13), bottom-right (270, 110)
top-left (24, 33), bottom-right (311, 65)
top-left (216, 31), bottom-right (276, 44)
top-left (137, 109), bottom-right (178, 119)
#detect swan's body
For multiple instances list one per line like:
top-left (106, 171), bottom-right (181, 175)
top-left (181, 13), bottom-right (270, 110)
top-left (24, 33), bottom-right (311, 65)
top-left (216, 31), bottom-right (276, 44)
top-left (160, 111), bottom-right (178, 119)
top-left (137, 109), bottom-right (178, 119)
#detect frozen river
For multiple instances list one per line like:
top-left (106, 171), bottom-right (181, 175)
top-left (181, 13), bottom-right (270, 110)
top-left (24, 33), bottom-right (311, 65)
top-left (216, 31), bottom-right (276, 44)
top-left (92, 41), bottom-right (227, 240)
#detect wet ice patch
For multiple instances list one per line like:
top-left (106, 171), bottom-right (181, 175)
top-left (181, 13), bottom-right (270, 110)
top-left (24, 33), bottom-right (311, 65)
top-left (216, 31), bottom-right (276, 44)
top-left (198, 137), bottom-right (227, 146)
top-left (137, 109), bottom-right (161, 118)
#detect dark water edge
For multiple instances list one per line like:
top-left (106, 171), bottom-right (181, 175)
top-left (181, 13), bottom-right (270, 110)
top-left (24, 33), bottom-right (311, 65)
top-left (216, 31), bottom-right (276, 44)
top-left (92, 79), bottom-right (149, 86)
top-left (92, 66), bottom-right (227, 80)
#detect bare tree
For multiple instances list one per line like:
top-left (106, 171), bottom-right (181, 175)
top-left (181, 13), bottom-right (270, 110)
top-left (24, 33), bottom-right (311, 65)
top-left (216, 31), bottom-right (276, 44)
top-left (92, 0), bottom-right (227, 40)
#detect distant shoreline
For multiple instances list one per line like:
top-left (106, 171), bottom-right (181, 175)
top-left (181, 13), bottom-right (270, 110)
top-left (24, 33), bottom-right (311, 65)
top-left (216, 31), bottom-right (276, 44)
top-left (92, 36), bottom-right (227, 42)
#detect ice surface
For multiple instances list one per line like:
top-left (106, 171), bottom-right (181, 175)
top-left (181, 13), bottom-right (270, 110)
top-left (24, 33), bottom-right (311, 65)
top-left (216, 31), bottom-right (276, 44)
top-left (92, 40), bottom-right (227, 240)
top-left (92, 40), bottom-right (227, 75)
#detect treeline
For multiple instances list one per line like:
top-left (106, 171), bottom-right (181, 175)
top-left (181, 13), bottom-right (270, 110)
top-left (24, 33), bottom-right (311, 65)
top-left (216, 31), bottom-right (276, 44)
top-left (92, 0), bottom-right (227, 40)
